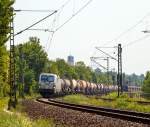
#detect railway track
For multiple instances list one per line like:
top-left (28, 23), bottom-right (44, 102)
top-left (36, 98), bottom-right (150, 124)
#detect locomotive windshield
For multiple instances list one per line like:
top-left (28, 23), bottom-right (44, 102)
top-left (41, 75), bottom-right (55, 83)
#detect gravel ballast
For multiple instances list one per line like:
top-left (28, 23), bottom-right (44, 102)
top-left (22, 100), bottom-right (150, 127)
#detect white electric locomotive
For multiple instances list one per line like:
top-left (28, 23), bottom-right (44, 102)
top-left (39, 73), bottom-right (62, 96)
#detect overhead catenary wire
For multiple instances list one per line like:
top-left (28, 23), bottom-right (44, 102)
top-left (102, 11), bottom-right (150, 46)
top-left (45, 0), bottom-right (72, 53)
top-left (14, 9), bottom-right (56, 12)
top-left (27, 28), bottom-right (54, 32)
top-left (122, 34), bottom-right (150, 48)
top-left (95, 47), bottom-right (117, 61)
top-left (96, 46), bottom-right (117, 49)
top-left (55, 0), bottom-right (94, 32)
top-left (46, 32), bottom-right (55, 54)
top-left (45, 12), bottom-right (57, 53)
top-left (90, 58), bottom-right (107, 70)
top-left (57, 0), bottom-right (72, 11)
top-left (46, 0), bottom-right (94, 54)
top-left (15, 10), bottom-right (57, 36)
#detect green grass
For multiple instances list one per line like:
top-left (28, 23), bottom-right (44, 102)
top-left (24, 93), bottom-right (41, 100)
top-left (101, 92), bottom-right (118, 99)
top-left (0, 112), bottom-right (32, 127)
top-left (0, 97), bottom-right (64, 127)
top-left (32, 119), bottom-right (58, 127)
top-left (63, 94), bottom-right (112, 107)
top-left (63, 94), bottom-right (90, 105)
top-left (62, 94), bottom-right (150, 112)
top-left (0, 112), bottom-right (57, 127)
top-left (0, 97), bottom-right (9, 111)
top-left (126, 97), bottom-right (150, 102)
top-left (102, 92), bottom-right (150, 102)
top-left (0, 98), bottom-right (31, 127)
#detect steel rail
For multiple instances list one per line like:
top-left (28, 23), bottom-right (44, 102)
top-left (36, 98), bottom-right (150, 124)
top-left (49, 99), bottom-right (150, 118)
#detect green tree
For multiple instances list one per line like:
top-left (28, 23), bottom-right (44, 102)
top-left (24, 69), bottom-right (35, 95)
top-left (0, 0), bottom-right (14, 46)
top-left (0, 0), bottom-right (14, 97)
top-left (44, 61), bottom-right (59, 75)
top-left (15, 37), bottom-right (48, 95)
top-left (23, 37), bottom-right (48, 80)
top-left (93, 68), bottom-right (114, 84)
top-left (142, 71), bottom-right (150, 94)
top-left (56, 59), bottom-right (77, 79)
top-left (75, 61), bottom-right (92, 81)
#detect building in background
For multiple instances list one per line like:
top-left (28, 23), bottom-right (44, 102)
top-left (67, 55), bottom-right (74, 66)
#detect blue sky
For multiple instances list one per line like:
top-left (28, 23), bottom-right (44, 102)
top-left (13, 0), bottom-right (150, 74)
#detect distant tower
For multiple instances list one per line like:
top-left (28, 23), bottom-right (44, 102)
top-left (67, 55), bottom-right (74, 66)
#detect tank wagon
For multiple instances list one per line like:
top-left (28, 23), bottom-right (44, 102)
top-left (39, 73), bottom-right (118, 97)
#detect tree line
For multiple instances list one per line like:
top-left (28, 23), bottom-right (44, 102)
top-left (0, 0), bottom-right (14, 96)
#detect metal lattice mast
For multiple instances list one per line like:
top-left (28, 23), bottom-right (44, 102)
top-left (19, 44), bottom-right (25, 98)
top-left (117, 44), bottom-right (122, 97)
top-left (106, 57), bottom-right (109, 85)
top-left (120, 44), bottom-right (123, 93)
top-left (8, 12), bottom-right (17, 109)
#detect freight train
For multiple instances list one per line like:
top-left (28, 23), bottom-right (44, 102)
top-left (39, 73), bottom-right (118, 97)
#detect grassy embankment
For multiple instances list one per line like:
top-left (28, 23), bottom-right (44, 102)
top-left (0, 96), bottom-right (58, 127)
top-left (62, 93), bottom-right (150, 112)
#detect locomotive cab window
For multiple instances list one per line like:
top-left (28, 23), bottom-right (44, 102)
top-left (47, 75), bottom-right (55, 82)
top-left (41, 75), bottom-right (47, 82)
top-left (41, 75), bottom-right (55, 83)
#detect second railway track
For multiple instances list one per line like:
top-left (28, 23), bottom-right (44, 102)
top-left (36, 98), bottom-right (150, 125)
